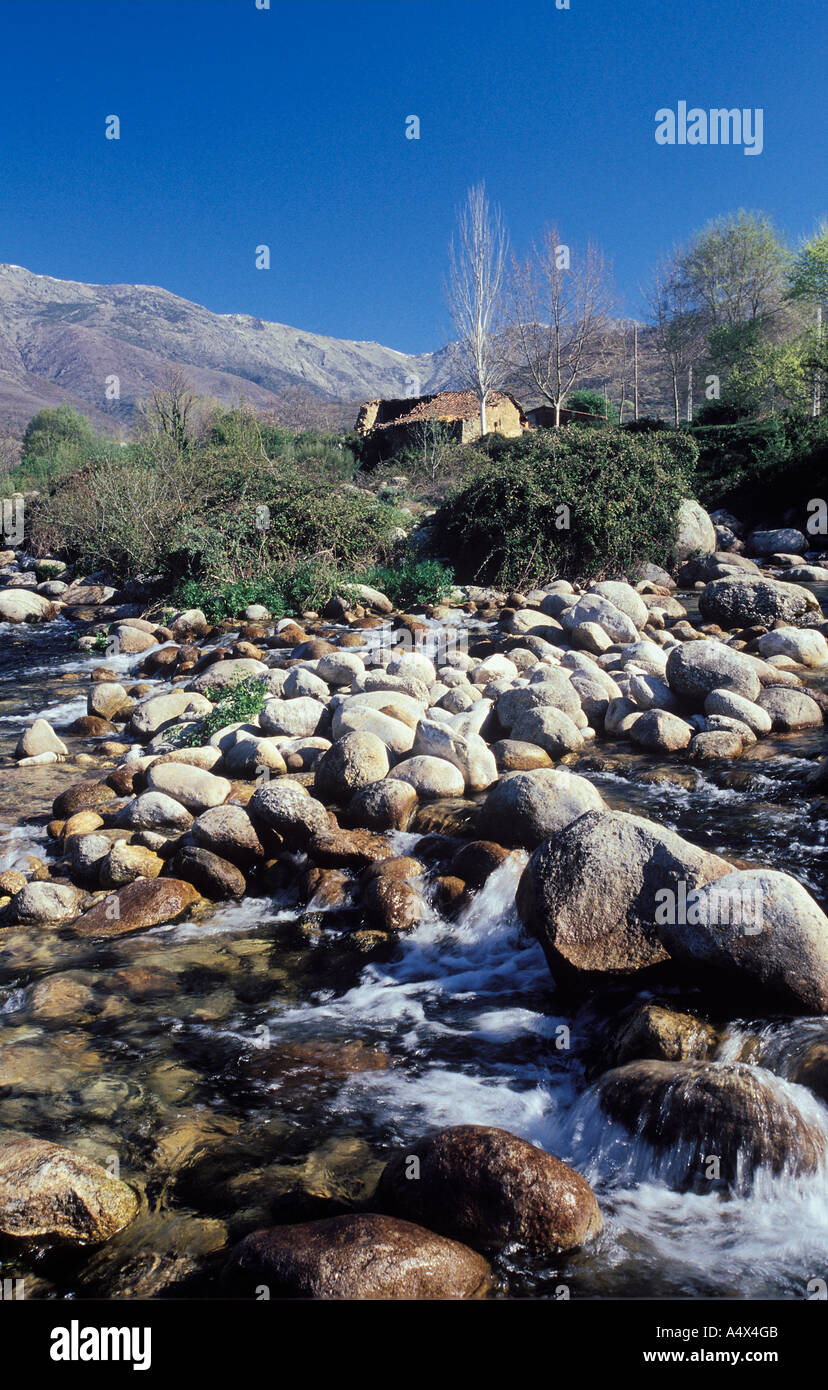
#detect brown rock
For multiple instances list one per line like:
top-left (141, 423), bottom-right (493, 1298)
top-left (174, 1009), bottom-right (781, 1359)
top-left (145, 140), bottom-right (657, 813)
top-left (222, 1212), bottom-right (491, 1299)
top-left (52, 781), bottom-right (117, 819)
top-left (0, 1138), bottom-right (138, 1244)
top-left (362, 876), bottom-right (423, 933)
top-left (69, 876), bottom-right (201, 939)
top-left (375, 1125), bottom-right (601, 1255)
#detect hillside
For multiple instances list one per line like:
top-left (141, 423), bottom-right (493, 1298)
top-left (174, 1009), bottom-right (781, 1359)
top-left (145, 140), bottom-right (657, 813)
top-left (0, 264), bottom-right (456, 434)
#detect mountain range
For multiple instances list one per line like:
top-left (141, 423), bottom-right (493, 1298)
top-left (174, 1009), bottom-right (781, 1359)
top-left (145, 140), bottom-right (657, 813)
top-left (0, 264), bottom-right (458, 435)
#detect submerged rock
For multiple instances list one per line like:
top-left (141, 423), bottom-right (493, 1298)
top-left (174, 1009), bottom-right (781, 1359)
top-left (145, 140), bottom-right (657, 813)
top-left (0, 1137), bottom-right (138, 1244)
top-left (597, 1060), bottom-right (827, 1184)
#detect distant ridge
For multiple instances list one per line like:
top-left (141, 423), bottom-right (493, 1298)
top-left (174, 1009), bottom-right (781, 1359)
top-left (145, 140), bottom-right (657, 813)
top-left (0, 264), bottom-right (457, 434)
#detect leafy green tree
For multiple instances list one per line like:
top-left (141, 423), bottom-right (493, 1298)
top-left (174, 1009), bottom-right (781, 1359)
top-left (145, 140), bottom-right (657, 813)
top-left (680, 210), bottom-right (790, 331)
top-left (566, 388), bottom-right (619, 423)
top-left (22, 404), bottom-right (94, 461)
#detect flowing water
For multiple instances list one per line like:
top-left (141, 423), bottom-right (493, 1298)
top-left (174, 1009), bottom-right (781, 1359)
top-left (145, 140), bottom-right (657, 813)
top-left (0, 598), bottom-right (827, 1300)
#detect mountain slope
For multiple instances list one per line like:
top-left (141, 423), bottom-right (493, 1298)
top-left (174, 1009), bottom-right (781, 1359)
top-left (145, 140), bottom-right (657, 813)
top-left (0, 264), bottom-right (454, 434)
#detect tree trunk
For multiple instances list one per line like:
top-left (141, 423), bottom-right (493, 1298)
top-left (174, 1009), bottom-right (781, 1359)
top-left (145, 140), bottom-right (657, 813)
top-left (554, 400), bottom-right (562, 428)
top-left (480, 392), bottom-right (487, 437)
top-left (672, 374), bottom-right (680, 428)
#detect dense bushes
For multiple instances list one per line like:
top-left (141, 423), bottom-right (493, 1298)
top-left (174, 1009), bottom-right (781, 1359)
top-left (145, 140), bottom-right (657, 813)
top-left (28, 439), bottom-right (407, 590)
top-left (431, 427), bottom-right (697, 586)
top-left (690, 412), bottom-right (828, 520)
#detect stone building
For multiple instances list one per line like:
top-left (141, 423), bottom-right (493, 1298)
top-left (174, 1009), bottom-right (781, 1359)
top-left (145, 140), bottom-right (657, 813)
top-left (355, 389), bottom-right (528, 464)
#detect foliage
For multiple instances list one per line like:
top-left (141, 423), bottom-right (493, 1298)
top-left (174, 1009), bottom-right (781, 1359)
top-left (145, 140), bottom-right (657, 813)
top-left (566, 388), bottom-right (619, 423)
top-left (182, 677), bottom-right (270, 746)
top-left (431, 427), bottom-right (696, 586)
top-left (365, 558), bottom-right (455, 609)
top-left (690, 411), bottom-right (828, 519)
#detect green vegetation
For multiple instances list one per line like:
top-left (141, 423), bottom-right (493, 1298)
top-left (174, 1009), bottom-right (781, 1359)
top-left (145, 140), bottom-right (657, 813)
top-left (363, 558), bottom-right (455, 609)
top-left (432, 427), bottom-right (696, 587)
top-left (23, 401), bottom-right (409, 604)
top-left (566, 388), bottom-right (618, 423)
top-left (182, 676), bottom-right (270, 746)
top-left (690, 412), bottom-right (828, 519)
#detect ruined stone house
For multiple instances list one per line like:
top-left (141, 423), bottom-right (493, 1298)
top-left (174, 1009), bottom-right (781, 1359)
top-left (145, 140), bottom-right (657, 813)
top-left (355, 389), bottom-right (528, 464)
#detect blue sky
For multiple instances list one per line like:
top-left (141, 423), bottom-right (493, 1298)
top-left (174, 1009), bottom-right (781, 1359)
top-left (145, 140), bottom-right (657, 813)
top-left (1, 0), bottom-right (825, 352)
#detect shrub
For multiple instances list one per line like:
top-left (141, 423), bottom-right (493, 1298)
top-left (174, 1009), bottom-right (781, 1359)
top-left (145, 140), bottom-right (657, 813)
top-left (365, 559), bottom-right (455, 609)
top-left (181, 677), bottom-right (270, 746)
top-left (431, 427), bottom-right (697, 586)
top-left (688, 411), bottom-right (828, 520)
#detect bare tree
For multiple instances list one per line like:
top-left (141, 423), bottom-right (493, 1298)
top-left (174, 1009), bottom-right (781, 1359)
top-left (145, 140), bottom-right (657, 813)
top-left (507, 226), bottom-right (614, 427)
top-left (138, 369), bottom-right (197, 452)
top-left (446, 183), bottom-right (509, 437)
top-left (642, 253), bottom-right (705, 427)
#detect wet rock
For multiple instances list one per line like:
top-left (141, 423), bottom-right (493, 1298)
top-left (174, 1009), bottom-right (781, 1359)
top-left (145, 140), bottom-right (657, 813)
top-left (29, 972), bottom-right (97, 1024)
top-left (0, 1137), bottom-right (138, 1243)
top-left (308, 829), bottom-right (392, 870)
top-left (249, 780), bottom-right (330, 849)
top-left (53, 781), bottom-right (117, 819)
top-left (699, 577), bottom-right (819, 629)
top-left (666, 640), bottom-right (761, 703)
top-left (0, 870), bottom-right (26, 896)
top-left (655, 868), bottom-right (828, 1015)
top-left (479, 768), bottom-right (604, 849)
top-left (517, 810), bottom-right (731, 986)
top-left (363, 876), bottom-right (423, 933)
top-left (447, 841), bottom-right (511, 887)
top-left (755, 686), bottom-right (823, 731)
top-left (223, 1212), bottom-right (490, 1299)
top-left (388, 755), bottom-right (465, 799)
top-left (347, 778), bottom-right (418, 831)
top-left (15, 718), bottom-right (67, 760)
top-left (171, 846), bottom-right (246, 900)
top-left (597, 1060), bottom-right (826, 1182)
top-left (791, 1042), bottom-right (828, 1105)
top-left (375, 1124), bottom-right (601, 1255)
top-left (69, 876), bottom-right (201, 939)
top-left (611, 1002), bottom-right (720, 1065)
top-left (688, 730), bottom-right (743, 761)
top-left (314, 731), bottom-right (390, 803)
